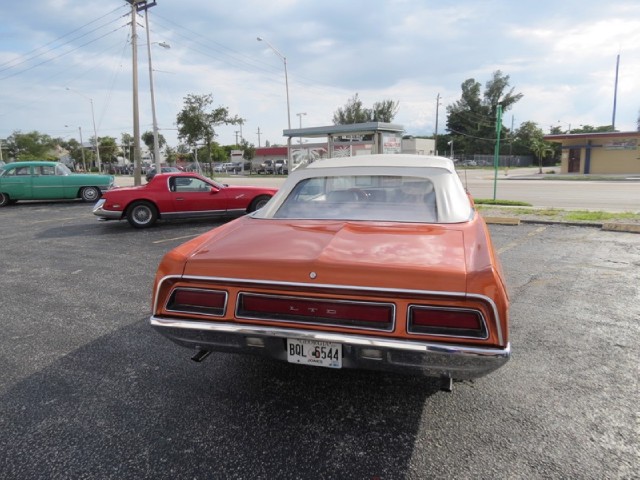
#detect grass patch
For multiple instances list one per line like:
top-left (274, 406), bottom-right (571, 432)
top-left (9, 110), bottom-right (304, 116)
top-left (541, 175), bottom-right (633, 181)
top-left (564, 210), bottom-right (640, 222)
top-left (477, 205), bottom-right (640, 223)
top-left (475, 199), bottom-right (532, 206)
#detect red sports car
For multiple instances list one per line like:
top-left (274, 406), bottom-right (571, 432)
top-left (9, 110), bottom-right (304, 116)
top-left (93, 172), bottom-right (277, 228)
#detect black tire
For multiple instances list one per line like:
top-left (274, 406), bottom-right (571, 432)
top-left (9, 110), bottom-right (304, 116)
top-left (0, 192), bottom-right (10, 207)
top-left (248, 195), bottom-right (271, 212)
top-left (80, 186), bottom-right (101, 202)
top-left (127, 201), bottom-right (158, 228)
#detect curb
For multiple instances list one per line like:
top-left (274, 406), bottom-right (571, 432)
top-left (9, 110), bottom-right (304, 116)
top-left (602, 223), bottom-right (640, 233)
top-left (483, 217), bottom-right (521, 225)
top-left (484, 216), bottom-right (640, 234)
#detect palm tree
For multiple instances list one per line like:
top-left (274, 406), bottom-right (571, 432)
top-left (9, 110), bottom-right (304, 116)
top-left (530, 139), bottom-right (553, 174)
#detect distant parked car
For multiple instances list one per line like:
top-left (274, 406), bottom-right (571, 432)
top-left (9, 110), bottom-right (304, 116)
top-left (257, 159), bottom-right (275, 174)
top-left (274, 159), bottom-right (288, 174)
top-left (93, 171), bottom-right (277, 228)
top-left (0, 161), bottom-right (114, 207)
top-left (229, 161), bottom-right (252, 174)
top-left (146, 166), bottom-right (181, 182)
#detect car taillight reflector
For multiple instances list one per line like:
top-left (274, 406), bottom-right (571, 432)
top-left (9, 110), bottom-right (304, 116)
top-left (237, 293), bottom-right (394, 331)
top-left (166, 288), bottom-right (227, 316)
top-left (408, 306), bottom-right (487, 338)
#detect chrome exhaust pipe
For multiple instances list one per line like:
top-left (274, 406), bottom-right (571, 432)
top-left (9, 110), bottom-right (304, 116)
top-left (191, 349), bottom-right (211, 363)
top-left (440, 375), bottom-right (453, 392)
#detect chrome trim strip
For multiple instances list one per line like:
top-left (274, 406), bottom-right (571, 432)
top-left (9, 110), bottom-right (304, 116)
top-left (161, 209), bottom-right (246, 219)
top-left (235, 291), bottom-right (396, 332)
top-left (161, 210), bottom-right (226, 218)
top-left (153, 274), bottom-right (504, 344)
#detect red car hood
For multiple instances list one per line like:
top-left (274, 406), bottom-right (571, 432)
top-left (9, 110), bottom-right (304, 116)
top-left (181, 218), bottom-right (468, 293)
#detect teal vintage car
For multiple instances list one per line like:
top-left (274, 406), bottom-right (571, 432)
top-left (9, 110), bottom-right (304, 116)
top-left (0, 161), bottom-right (115, 207)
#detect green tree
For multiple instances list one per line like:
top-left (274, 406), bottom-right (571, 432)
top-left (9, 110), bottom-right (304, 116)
top-left (121, 133), bottom-right (134, 163)
top-left (164, 145), bottom-right (177, 166)
top-left (512, 121), bottom-right (545, 155)
top-left (98, 136), bottom-right (119, 170)
top-left (446, 71), bottom-right (523, 156)
top-left (570, 124), bottom-right (615, 133)
top-left (141, 130), bottom-right (167, 160)
top-left (62, 138), bottom-right (84, 167)
top-left (332, 94), bottom-right (399, 125)
top-left (333, 93), bottom-right (368, 124)
top-left (240, 139), bottom-right (255, 161)
top-left (530, 138), bottom-right (554, 173)
top-left (176, 93), bottom-right (243, 162)
top-left (5, 130), bottom-right (56, 160)
top-left (371, 99), bottom-right (399, 122)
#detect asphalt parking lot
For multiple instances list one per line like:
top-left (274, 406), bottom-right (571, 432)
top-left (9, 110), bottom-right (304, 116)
top-left (0, 200), bottom-right (638, 479)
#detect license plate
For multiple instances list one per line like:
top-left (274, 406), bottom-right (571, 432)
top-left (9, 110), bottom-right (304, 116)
top-left (286, 338), bottom-right (342, 369)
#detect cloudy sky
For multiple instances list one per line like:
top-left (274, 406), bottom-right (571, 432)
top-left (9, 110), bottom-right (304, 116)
top-left (1, 0), bottom-right (639, 151)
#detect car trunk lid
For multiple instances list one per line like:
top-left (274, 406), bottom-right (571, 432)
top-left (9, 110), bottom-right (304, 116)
top-left (182, 218), bottom-right (468, 293)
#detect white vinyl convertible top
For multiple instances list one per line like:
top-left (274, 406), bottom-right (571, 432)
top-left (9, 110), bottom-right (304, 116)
top-left (254, 154), bottom-right (473, 224)
top-left (305, 154), bottom-right (457, 172)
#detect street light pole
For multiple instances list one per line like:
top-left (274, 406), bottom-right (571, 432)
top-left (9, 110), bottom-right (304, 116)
top-left (78, 126), bottom-right (86, 172)
top-left (66, 87), bottom-right (101, 172)
top-left (257, 36), bottom-right (292, 173)
top-left (143, 6), bottom-right (167, 174)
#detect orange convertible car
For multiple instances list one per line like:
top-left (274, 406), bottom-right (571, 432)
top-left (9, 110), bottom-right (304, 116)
top-left (150, 155), bottom-right (510, 390)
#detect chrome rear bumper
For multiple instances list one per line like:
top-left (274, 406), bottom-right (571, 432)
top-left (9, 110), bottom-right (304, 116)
top-left (150, 316), bottom-right (510, 380)
top-left (92, 199), bottom-right (123, 220)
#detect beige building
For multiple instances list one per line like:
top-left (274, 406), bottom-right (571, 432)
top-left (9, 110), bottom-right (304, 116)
top-left (544, 131), bottom-right (640, 174)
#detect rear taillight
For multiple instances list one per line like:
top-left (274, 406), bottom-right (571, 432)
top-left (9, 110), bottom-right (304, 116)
top-left (408, 306), bottom-right (487, 338)
top-left (166, 288), bottom-right (227, 316)
top-left (237, 293), bottom-right (395, 331)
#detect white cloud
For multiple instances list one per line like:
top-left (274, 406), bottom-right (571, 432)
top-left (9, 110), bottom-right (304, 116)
top-left (2, 0), bottom-right (640, 150)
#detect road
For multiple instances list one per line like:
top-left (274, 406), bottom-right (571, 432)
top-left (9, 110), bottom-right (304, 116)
top-left (0, 201), bottom-right (637, 479)
top-left (121, 167), bottom-right (640, 212)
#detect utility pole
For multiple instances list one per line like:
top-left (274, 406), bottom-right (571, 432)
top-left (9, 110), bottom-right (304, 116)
top-left (127, 0), bottom-right (143, 185)
top-left (234, 131), bottom-right (240, 145)
top-left (493, 104), bottom-right (503, 200)
top-left (256, 127), bottom-right (262, 147)
top-left (507, 115), bottom-right (514, 176)
top-left (434, 93), bottom-right (441, 155)
top-left (612, 53), bottom-right (620, 130)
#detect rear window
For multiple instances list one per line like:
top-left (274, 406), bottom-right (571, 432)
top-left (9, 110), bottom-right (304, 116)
top-left (273, 175), bottom-right (438, 223)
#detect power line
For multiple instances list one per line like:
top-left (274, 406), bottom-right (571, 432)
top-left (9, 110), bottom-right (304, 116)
top-left (0, 7), bottom-right (127, 74)
top-left (0, 24), bottom-right (128, 81)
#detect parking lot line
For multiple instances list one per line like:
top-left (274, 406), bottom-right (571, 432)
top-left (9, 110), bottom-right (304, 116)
top-left (497, 225), bottom-right (547, 255)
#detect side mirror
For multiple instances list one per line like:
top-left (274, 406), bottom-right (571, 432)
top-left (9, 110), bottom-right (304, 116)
top-left (210, 186), bottom-right (220, 194)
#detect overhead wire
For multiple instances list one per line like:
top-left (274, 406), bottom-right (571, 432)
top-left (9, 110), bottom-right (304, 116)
top-left (0, 23), bottom-right (129, 82)
top-left (0, 7), bottom-right (127, 72)
top-left (0, 6), bottom-right (128, 74)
